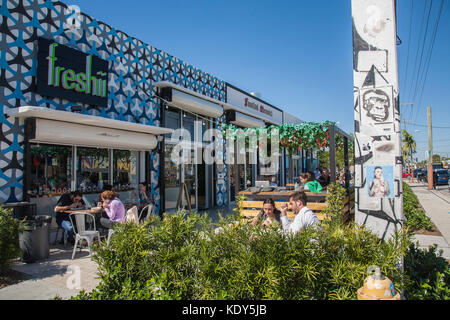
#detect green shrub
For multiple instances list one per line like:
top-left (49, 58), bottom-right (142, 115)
top-left (402, 182), bottom-right (433, 232)
top-left (404, 242), bottom-right (450, 300)
top-left (0, 206), bottom-right (24, 272)
top-left (322, 182), bottom-right (348, 225)
top-left (75, 210), bottom-right (409, 300)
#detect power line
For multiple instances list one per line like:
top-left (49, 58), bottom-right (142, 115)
top-left (402, 0), bottom-right (444, 133)
top-left (411, 0), bottom-right (433, 107)
top-left (404, 121), bottom-right (450, 129)
top-left (406, 0), bottom-right (429, 103)
top-left (414, 0), bottom-right (444, 125)
top-left (401, 0), bottom-right (414, 122)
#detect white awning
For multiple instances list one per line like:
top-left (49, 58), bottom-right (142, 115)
top-left (154, 81), bottom-right (223, 118)
top-left (231, 112), bottom-right (265, 128)
top-left (7, 106), bottom-right (173, 150)
top-left (154, 81), bottom-right (279, 125)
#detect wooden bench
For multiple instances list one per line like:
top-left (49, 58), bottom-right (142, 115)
top-left (240, 192), bottom-right (355, 223)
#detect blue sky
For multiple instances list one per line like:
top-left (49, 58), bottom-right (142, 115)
top-left (67, 0), bottom-right (449, 161)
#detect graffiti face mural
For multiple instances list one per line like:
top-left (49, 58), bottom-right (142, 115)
top-left (362, 89), bottom-right (390, 122)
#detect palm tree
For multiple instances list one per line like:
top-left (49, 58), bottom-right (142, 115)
top-left (402, 130), bottom-right (416, 179)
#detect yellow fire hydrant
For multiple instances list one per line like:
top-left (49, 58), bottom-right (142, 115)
top-left (357, 266), bottom-right (401, 300)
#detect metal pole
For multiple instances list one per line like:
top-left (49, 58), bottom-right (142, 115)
top-left (344, 136), bottom-right (349, 189)
top-left (328, 124), bottom-right (336, 183)
top-left (427, 106), bottom-right (433, 190)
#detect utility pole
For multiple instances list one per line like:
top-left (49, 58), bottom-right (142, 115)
top-left (427, 106), bottom-right (433, 190)
top-left (351, 0), bottom-right (402, 240)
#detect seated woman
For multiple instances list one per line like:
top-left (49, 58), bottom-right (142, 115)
top-left (100, 190), bottom-right (126, 230)
top-left (251, 198), bottom-right (282, 227)
top-left (300, 172), bottom-right (323, 193)
top-left (137, 182), bottom-right (154, 221)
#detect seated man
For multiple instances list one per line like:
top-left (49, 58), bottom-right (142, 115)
top-left (317, 168), bottom-right (331, 188)
top-left (54, 191), bottom-right (85, 244)
top-left (100, 190), bottom-right (126, 230)
top-left (280, 191), bottom-right (319, 235)
top-left (269, 176), bottom-right (278, 187)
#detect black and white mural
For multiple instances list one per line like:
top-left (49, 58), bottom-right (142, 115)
top-left (351, 0), bottom-right (404, 240)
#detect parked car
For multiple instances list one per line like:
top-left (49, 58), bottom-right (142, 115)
top-left (402, 171), bottom-right (410, 178)
top-left (413, 168), bottom-right (426, 181)
top-left (435, 169), bottom-right (449, 185)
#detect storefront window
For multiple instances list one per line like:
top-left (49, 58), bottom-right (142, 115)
top-left (164, 144), bottom-right (181, 210)
top-left (113, 150), bottom-right (139, 192)
top-left (165, 106), bottom-right (180, 139)
top-left (30, 144), bottom-right (72, 197)
top-left (77, 147), bottom-right (110, 193)
top-left (183, 111), bottom-right (195, 141)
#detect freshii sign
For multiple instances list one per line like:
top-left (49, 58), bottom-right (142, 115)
top-left (36, 37), bottom-right (109, 107)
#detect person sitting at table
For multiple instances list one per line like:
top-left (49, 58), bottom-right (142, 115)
top-left (251, 198), bottom-right (281, 227)
top-left (317, 168), bottom-right (331, 188)
top-left (54, 191), bottom-right (85, 245)
top-left (137, 182), bottom-right (153, 220)
top-left (96, 184), bottom-right (115, 207)
top-left (269, 176), bottom-right (278, 187)
top-left (100, 190), bottom-right (126, 230)
top-left (280, 191), bottom-right (320, 235)
top-left (300, 172), bottom-right (323, 193)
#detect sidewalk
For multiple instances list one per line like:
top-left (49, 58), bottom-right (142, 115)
top-left (0, 238), bottom-right (100, 300)
top-left (0, 207), bottom-right (235, 300)
top-left (407, 181), bottom-right (450, 260)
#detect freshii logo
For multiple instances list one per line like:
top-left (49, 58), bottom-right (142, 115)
top-left (37, 37), bottom-right (109, 107)
top-left (47, 42), bottom-right (107, 98)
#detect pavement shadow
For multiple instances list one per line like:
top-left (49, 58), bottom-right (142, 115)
top-left (12, 245), bottom-right (94, 282)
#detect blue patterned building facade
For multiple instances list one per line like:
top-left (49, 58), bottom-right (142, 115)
top-left (0, 0), bottom-right (228, 211)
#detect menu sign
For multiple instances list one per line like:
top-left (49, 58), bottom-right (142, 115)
top-left (226, 84), bottom-right (283, 124)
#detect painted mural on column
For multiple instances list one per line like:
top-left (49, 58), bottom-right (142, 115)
top-left (0, 0), bottom-right (227, 209)
top-left (351, 0), bottom-right (404, 240)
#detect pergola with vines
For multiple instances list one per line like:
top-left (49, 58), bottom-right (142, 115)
top-left (221, 121), bottom-right (354, 187)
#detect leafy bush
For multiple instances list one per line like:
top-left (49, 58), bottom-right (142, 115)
top-left (0, 206), bottom-right (23, 272)
top-left (74, 210), bottom-right (409, 300)
top-left (404, 242), bottom-right (450, 300)
top-left (322, 182), bottom-right (348, 223)
top-left (402, 182), bottom-right (433, 232)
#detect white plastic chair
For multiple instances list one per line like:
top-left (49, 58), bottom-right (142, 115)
top-left (126, 206), bottom-right (139, 225)
top-left (69, 212), bottom-right (101, 259)
top-left (139, 204), bottom-right (154, 222)
top-left (106, 228), bottom-right (115, 247)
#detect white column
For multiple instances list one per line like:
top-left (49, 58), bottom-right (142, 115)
top-left (351, 0), bottom-right (403, 240)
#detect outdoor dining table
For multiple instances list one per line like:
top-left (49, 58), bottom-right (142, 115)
top-left (237, 190), bottom-right (328, 202)
top-left (65, 208), bottom-right (103, 215)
